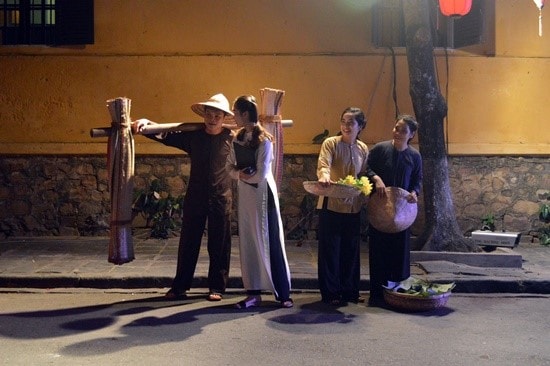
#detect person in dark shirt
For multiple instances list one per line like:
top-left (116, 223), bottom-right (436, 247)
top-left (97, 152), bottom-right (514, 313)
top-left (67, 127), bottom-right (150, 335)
top-left (133, 94), bottom-right (234, 301)
top-left (363, 114), bottom-right (422, 307)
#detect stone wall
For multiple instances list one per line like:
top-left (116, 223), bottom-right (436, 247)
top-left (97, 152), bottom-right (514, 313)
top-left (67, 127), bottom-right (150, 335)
top-left (447, 156), bottom-right (549, 235)
top-left (0, 155), bottom-right (548, 240)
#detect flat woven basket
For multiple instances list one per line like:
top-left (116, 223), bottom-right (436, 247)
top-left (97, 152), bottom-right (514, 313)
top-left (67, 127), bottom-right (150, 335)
top-left (383, 289), bottom-right (451, 312)
top-left (303, 181), bottom-right (361, 199)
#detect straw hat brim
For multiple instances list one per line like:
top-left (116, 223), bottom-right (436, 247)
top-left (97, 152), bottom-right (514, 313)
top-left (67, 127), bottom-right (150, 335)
top-left (367, 187), bottom-right (417, 233)
top-left (191, 93), bottom-right (234, 118)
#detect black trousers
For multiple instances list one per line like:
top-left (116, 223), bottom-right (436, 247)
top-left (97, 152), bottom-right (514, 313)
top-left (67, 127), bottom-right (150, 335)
top-left (171, 206), bottom-right (231, 294)
top-left (368, 227), bottom-right (410, 299)
top-left (317, 208), bottom-right (361, 302)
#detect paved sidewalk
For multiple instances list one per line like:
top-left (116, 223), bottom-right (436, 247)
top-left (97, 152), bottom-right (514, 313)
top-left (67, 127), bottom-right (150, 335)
top-left (1, 235), bottom-right (549, 294)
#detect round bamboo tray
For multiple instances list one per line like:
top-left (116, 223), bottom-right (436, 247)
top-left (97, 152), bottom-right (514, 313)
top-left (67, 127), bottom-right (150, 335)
top-left (383, 289), bottom-right (451, 312)
top-left (303, 181), bottom-right (361, 199)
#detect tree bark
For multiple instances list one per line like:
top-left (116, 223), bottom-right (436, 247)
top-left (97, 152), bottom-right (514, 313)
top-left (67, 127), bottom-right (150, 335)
top-left (403, 0), bottom-right (477, 252)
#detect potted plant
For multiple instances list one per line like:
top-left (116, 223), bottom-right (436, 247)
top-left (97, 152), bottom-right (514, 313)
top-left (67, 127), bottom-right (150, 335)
top-left (481, 213), bottom-right (496, 231)
top-left (537, 202), bottom-right (550, 246)
top-left (132, 179), bottom-right (184, 239)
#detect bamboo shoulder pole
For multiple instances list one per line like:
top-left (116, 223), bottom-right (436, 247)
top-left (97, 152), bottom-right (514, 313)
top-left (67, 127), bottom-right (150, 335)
top-left (90, 121), bottom-right (293, 138)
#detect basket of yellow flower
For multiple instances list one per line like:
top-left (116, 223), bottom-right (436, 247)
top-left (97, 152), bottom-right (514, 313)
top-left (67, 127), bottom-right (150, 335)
top-left (337, 175), bottom-right (374, 196)
top-left (303, 175), bottom-right (373, 199)
top-left (302, 181), bottom-right (361, 199)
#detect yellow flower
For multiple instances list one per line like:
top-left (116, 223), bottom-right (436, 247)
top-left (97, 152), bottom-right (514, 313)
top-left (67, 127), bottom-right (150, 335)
top-left (337, 175), bottom-right (373, 196)
top-left (358, 176), bottom-right (373, 196)
top-left (343, 175), bottom-right (355, 185)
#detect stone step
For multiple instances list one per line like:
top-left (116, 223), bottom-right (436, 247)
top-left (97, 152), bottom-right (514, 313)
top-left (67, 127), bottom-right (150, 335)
top-left (411, 248), bottom-right (522, 268)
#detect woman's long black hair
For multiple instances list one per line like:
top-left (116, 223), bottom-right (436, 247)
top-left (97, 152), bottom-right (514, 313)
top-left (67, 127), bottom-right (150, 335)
top-left (234, 95), bottom-right (273, 148)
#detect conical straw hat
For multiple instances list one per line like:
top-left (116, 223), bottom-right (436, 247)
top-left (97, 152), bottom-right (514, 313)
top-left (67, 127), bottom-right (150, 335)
top-left (367, 187), bottom-right (417, 233)
top-left (191, 93), bottom-right (234, 117)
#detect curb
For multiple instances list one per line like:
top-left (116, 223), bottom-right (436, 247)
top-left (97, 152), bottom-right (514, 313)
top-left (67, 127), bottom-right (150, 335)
top-left (1, 275), bottom-right (549, 294)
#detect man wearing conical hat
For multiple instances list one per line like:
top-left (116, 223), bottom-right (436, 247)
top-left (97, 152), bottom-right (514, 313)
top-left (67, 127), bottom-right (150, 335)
top-left (134, 93), bottom-right (234, 301)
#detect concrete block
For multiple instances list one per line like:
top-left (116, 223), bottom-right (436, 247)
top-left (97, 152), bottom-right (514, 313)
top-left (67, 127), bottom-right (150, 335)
top-left (411, 248), bottom-right (522, 268)
top-left (471, 230), bottom-right (521, 248)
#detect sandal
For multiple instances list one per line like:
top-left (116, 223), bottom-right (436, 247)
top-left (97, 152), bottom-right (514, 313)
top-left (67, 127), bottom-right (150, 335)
top-left (327, 298), bottom-right (342, 306)
top-left (280, 299), bottom-right (294, 308)
top-left (164, 289), bottom-right (187, 300)
top-left (207, 292), bottom-right (223, 301)
top-left (234, 295), bottom-right (261, 309)
top-left (343, 296), bottom-right (366, 304)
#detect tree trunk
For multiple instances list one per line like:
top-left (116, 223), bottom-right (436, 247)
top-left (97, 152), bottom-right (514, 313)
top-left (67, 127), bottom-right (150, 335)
top-left (403, 0), bottom-right (477, 252)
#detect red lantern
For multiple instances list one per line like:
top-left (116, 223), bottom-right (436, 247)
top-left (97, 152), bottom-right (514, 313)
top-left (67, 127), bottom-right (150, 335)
top-left (439, 0), bottom-right (472, 17)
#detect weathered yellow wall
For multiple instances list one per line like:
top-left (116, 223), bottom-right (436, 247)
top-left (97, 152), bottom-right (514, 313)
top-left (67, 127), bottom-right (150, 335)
top-left (0, 0), bottom-right (548, 155)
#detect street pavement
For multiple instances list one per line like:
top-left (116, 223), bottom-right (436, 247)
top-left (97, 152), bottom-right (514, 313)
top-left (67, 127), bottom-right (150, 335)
top-left (2, 235), bottom-right (549, 366)
top-left (1, 290), bottom-right (549, 365)
top-left (1, 234), bottom-right (549, 294)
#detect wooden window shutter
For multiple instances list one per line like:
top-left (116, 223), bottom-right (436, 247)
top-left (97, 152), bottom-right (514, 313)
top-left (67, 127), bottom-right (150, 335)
top-left (449, 0), bottom-right (484, 48)
top-left (53, 0), bottom-right (94, 45)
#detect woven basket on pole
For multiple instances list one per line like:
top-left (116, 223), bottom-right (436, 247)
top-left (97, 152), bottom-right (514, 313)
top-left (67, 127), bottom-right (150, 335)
top-left (106, 97), bottom-right (135, 264)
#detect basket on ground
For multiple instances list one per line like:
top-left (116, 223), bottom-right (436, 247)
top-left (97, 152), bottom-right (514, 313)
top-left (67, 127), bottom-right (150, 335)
top-left (383, 289), bottom-right (451, 312)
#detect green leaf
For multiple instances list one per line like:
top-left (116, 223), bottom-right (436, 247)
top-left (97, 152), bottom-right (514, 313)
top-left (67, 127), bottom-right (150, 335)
top-left (384, 277), bottom-right (455, 296)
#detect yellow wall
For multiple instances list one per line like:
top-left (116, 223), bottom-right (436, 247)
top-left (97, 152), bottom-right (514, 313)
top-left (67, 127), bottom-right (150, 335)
top-left (0, 0), bottom-right (548, 155)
